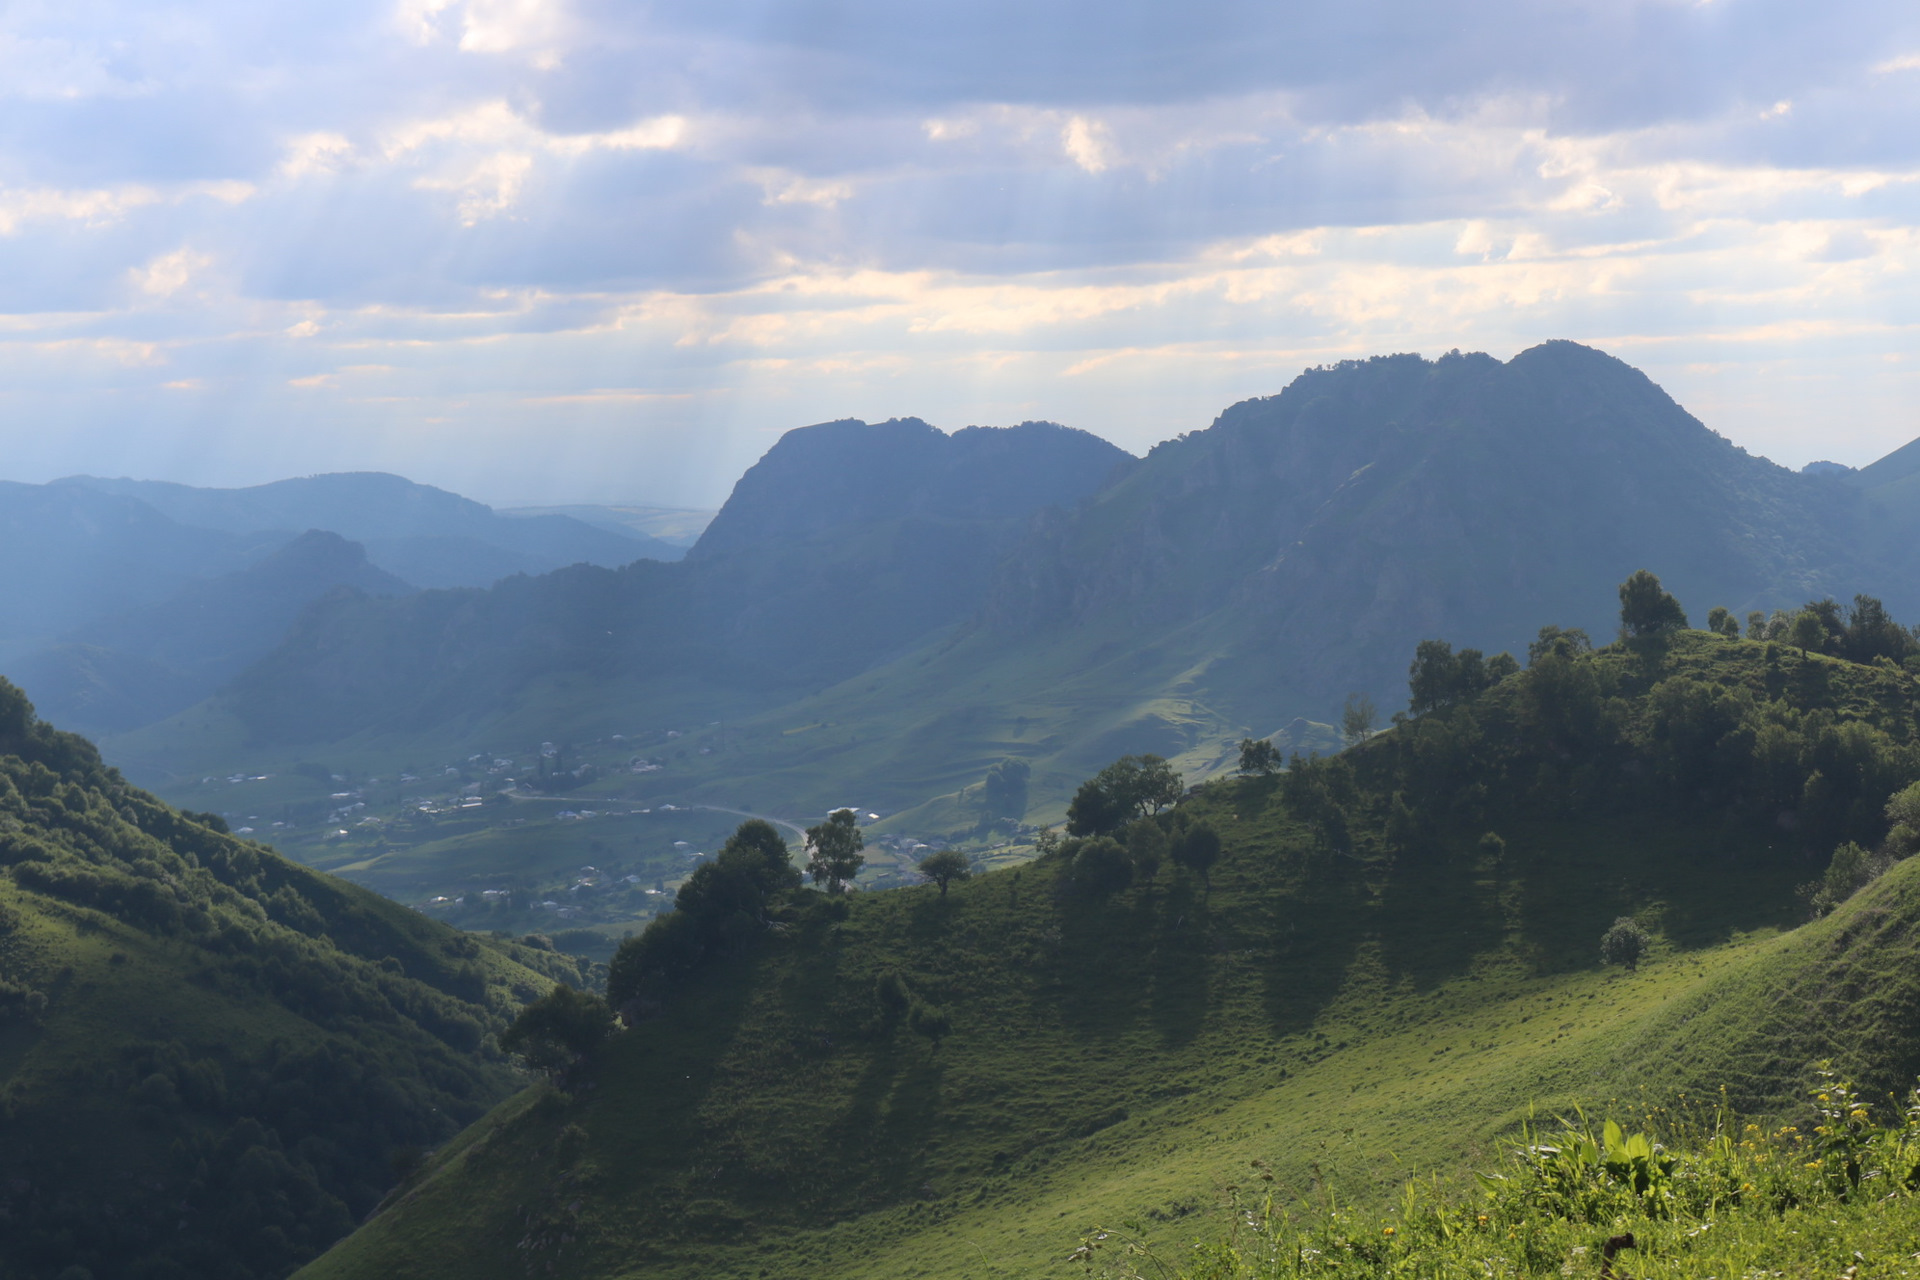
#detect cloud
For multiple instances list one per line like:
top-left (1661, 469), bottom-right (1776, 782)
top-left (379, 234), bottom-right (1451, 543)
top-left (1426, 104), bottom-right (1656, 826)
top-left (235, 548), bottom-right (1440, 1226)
top-left (0, 0), bottom-right (1918, 503)
top-left (131, 248), bottom-right (213, 298)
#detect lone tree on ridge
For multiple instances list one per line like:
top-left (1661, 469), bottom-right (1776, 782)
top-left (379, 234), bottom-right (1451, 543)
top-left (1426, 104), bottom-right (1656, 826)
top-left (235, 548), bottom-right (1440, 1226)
top-left (1618, 570), bottom-right (1688, 640)
top-left (805, 808), bottom-right (866, 894)
top-left (916, 849), bottom-right (972, 898)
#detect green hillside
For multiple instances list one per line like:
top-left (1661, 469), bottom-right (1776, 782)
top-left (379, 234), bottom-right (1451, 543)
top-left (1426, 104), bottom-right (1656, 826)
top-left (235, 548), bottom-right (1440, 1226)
top-left (0, 678), bottom-right (588, 1280)
top-left (296, 625), bottom-right (1920, 1280)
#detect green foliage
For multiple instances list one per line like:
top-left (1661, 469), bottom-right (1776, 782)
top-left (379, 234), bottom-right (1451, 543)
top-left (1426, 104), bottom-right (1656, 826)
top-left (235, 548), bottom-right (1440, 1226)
top-left (1618, 568), bottom-right (1688, 638)
top-left (980, 758), bottom-right (1031, 820)
top-left (1124, 817), bottom-right (1168, 882)
top-left (1407, 640), bottom-right (1511, 717)
top-left (915, 849), bottom-right (972, 897)
top-left (1527, 625), bottom-right (1591, 665)
top-left (499, 985), bottom-right (616, 1081)
top-left (1599, 916), bottom-right (1651, 969)
top-left (606, 819), bottom-right (804, 1010)
top-left (1237, 738), bottom-right (1281, 776)
top-left (908, 1000), bottom-right (952, 1049)
top-left (296, 623), bottom-right (1920, 1280)
top-left (1076, 1085), bottom-right (1920, 1279)
top-left (1791, 609), bottom-right (1827, 656)
top-left (1068, 755), bottom-right (1184, 836)
top-left (1798, 841), bottom-right (1890, 919)
top-left (0, 677), bottom-right (568, 1280)
top-left (1067, 835), bottom-right (1134, 899)
top-left (1888, 781), bottom-right (1920, 858)
top-left (1169, 818), bottom-right (1222, 888)
top-left (1341, 694), bottom-right (1376, 748)
top-left (806, 808), bottom-right (866, 893)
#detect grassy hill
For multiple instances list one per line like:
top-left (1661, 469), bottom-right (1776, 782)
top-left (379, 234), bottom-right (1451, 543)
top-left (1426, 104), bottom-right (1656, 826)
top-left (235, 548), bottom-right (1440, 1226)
top-left (294, 627), bottom-right (1920, 1280)
top-left (0, 678), bottom-right (589, 1280)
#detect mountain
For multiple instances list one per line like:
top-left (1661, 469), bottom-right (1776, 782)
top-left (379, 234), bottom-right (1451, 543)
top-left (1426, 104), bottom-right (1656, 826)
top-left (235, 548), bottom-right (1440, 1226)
top-left (0, 482), bottom-right (279, 665)
top-left (59, 472), bottom-right (682, 587)
top-left (291, 629), bottom-right (1920, 1280)
top-left (985, 342), bottom-right (1882, 720)
top-left (0, 677), bottom-right (586, 1280)
top-left (680, 418), bottom-right (1133, 681)
top-left (9, 530), bottom-right (414, 733)
top-left (151, 419), bottom-right (1129, 749)
top-left (97, 344), bottom-right (1920, 832)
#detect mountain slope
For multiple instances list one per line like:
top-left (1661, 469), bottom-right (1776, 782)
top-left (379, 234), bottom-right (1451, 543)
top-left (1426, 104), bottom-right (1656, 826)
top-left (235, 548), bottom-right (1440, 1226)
top-left (294, 628), bottom-right (1920, 1280)
top-left (133, 420), bottom-right (1130, 754)
top-left (0, 482), bottom-right (278, 665)
top-left (60, 472), bottom-right (678, 586)
top-left (11, 530), bottom-right (414, 733)
top-left (987, 341), bottom-right (1883, 726)
top-left (0, 678), bottom-right (583, 1280)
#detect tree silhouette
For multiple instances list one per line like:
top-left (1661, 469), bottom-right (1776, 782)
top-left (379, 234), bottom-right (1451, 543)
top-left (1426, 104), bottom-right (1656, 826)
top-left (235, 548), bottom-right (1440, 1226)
top-left (1618, 570), bottom-right (1688, 639)
top-left (916, 849), bottom-right (972, 897)
top-left (805, 808), bottom-right (865, 893)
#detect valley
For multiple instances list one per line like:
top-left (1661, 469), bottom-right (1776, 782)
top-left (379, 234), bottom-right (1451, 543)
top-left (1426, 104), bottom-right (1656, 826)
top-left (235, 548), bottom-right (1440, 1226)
top-left (5, 344), bottom-right (1920, 1280)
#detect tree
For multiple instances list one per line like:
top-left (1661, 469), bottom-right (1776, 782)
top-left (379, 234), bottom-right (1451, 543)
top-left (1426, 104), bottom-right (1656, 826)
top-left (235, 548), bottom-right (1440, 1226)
top-left (1341, 693), bottom-right (1376, 748)
top-left (1125, 818), bottom-right (1167, 882)
top-left (980, 758), bottom-right (1031, 820)
top-left (1745, 611), bottom-right (1768, 641)
top-left (1599, 917), bottom-right (1651, 971)
top-left (1801, 841), bottom-right (1886, 918)
top-left (1528, 626), bottom-right (1592, 666)
top-left (1840, 594), bottom-right (1918, 665)
top-left (916, 849), bottom-right (972, 897)
top-left (1706, 606), bottom-right (1740, 638)
top-left (1170, 820), bottom-right (1221, 890)
top-left (1069, 836), bottom-right (1133, 898)
top-left (909, 1001), bottom-right (951, 1050)
top-left (1790, 609), bottom-right (1827, 658)
top-left (1237, 738), bottom-right (1281, 776)
top-left (499, 985), bottom-right (615, 1081)
top-left (1408, 640), bottom-right (1504, 715)
top-left (1885, 781), bottom-right (1920, 859)
top-left (1066, 755), bottom-right (1184, 837)
top-left (805, 808), bottom-right (866, 893)
top-left (1618, 570), bottom-right (1688, 640)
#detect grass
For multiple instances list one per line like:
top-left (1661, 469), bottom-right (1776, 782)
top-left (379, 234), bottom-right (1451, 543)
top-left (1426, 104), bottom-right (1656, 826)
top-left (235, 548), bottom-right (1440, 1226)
top-left (295, 806), bottom-right (1892, 1280)
top-left (1079, 1073), bottom-right (1920, 1279)
top-left (295, 632), bottom-right (1920, 1280)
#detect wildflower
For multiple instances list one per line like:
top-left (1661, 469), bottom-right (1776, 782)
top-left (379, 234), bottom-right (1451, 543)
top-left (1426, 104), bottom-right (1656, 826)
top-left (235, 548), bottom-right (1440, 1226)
top-left (1383, 1227), bottom-right (1395, 1236)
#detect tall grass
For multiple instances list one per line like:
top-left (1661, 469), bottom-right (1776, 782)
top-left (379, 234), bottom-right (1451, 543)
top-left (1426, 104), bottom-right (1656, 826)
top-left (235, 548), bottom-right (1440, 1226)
top-left (1076, 1066), bottom-right (1920, 1279)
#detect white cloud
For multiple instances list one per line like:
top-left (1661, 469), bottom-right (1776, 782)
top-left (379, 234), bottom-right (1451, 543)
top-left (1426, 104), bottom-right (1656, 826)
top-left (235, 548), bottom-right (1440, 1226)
top-left (4, 0), bottom-right (1920, 499)
top-left (0, 184), bottom-right (161, 234)
top-left (131, 248), bottom-right (212, 298)
top-left (1062, 115), bottom-right (1117, 173)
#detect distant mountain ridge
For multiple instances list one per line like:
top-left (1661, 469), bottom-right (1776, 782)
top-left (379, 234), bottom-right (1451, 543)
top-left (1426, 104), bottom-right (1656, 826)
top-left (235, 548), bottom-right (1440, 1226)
top-left (199, 419), bottom-right (1134, 746)
top-left (93, 345), bottom-right (1920, 826)
top-left (60, 471), bottom-right (681, 587)
top-left (12, 530), bottom-right (413, 732)
top-left (0, 471), bottom-right (689, 736)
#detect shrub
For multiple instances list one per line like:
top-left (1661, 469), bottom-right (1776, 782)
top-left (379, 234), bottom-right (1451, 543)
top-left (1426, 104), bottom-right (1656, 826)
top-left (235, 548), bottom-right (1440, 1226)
top-left (1599, 916), bottom-right (1651, 970)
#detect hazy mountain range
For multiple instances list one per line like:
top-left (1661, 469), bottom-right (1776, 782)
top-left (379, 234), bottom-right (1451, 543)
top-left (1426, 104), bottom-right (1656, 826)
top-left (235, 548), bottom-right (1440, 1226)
top-left (3, 473), bottom-right (693, 733)
top-left (59, 342), bottom-right (1917, 827)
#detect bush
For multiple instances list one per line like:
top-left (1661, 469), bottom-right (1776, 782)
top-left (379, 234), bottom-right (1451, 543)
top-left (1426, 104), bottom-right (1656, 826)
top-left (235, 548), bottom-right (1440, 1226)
top-left (499, 985), bottom-right (615, 1081)
top-left (1599, 916), bottom-right (1651, 970)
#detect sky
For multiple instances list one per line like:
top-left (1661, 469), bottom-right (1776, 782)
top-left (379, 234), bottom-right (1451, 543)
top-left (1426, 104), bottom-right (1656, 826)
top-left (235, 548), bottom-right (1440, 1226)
top-left (4, 0), bottom-right (1920, 508)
